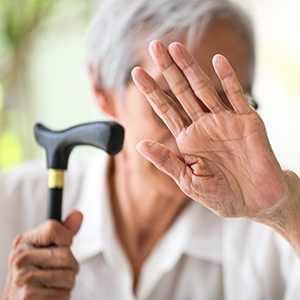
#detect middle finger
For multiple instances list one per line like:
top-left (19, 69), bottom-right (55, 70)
top-left (16, 247), bottom-right (79, 272)
top-left (149, 40), bottom-right (205, 121)
top-left (167, 42), bottom-right (227, 114)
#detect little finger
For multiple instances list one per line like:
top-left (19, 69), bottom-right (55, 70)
top-left (213, 54), bottom-right (253, 114)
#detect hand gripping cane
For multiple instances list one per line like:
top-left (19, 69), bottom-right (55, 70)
top-left (34, 122), bottom-right (124, 222)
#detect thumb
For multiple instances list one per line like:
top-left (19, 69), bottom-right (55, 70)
top-left (63, 210), bottom-right (83, 237)
top-left (137, 140), bottom-right (185, 179)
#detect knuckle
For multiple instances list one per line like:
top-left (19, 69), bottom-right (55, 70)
top-left (45, 220), bottom-right (73, 246)
top-left (222, 74), bottom-right (242, 95)
top-left (13, 268), bottom-right (26, 286)
top-left (46, 220), bottom-right (61, 235)
top-left (227, 87), bottom-right (241, 97)
top-left (13, 250), bottom-right (30, 269)
top-left (194, 78), bottom-right (211, 93)
top-left (14, 268), bottom-right (34, 287)
top-left (69, 257), bottom-right (79, 274)
top-left (22, 270), bottom-right (37, 284)
top-left (46, 247), bottom-right (54, 260)
top-left (181, 60), bottom-right (195, 73)
top-left (60, 248), bottom-right (74, 265)
top-left (160, 148), bottom-right (172, 168)
top-left (56, 248), bottom-right (79, 272)
top-left (71, 255), bottom-right (79, 273)
top-left (22, 289), bottom-right (32, 300)
top-left (65, 270), bottom-right (76, 287)
top-left (157, 101), bottom-right (170, 116)
top-left (9, 245), bottom-right (28, 269)
top-left (144, 84), bottom-right (158, 96)
top-left (222, 71), bottom-right (235, 82)
top-left (12, 232), bottom-right (26, 248)
top-left (160, 60), bottom-right (173, 72)
top-left (171, 79), bottom-right (190, 97)
top-left (45, 271), bottom-right (57, 288)
top-left (59, 290), bottom-right (71, 300)
top-left (22, 287), bottom-right (42, 300)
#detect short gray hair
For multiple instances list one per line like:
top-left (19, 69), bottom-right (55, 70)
top-left (86, 0), bottom-right (255, 97)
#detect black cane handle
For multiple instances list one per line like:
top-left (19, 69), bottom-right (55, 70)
top-left (34, 121), bottom-right (125, 221)
top-left (34, 122), bottom-right (124, 170)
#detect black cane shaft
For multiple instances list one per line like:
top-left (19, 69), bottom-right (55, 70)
top-left (48, 189), bottom-right (63, 221)
top-left (47, 169), bottom-right (64, 222)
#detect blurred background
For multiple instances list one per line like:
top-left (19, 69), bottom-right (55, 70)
top-left (0, 0), bottom-right (300, 175)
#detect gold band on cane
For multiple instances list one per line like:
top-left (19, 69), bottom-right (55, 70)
top-left (249, 103), bottom-right (256, 111)
top-left (48, 169), bottom-right (64, 189)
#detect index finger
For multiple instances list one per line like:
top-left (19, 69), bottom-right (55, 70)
top-left (131, 66), bottom-right (190, 138)
top-left (14, 220), bottom-right (74, 248)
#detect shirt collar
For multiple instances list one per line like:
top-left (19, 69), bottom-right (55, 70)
top-left (71, 153), bottom-right (222, 266)
top-left (136, 199), bottom-right (222, 299)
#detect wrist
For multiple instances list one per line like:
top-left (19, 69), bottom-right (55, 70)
top-left (281, 170), bottom-right (300, 255)
top-left (255, 170), bottom-right (300, 256)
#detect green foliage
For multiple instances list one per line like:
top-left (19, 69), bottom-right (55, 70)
top-left (0, 83), bottom-right (3, 111)
top-left (0, 0), bottom-right (88, 52)
top-left (1, 0), bottom-right (49, 50)
top-left (0, 128), bottom-right (23, 170)
top-left (0, 0), bottom-right (90, 169)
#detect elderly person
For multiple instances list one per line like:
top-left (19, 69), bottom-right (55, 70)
top-left (1, 0), bottom-right (300, 299)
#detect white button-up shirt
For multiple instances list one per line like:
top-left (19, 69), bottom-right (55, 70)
top-left (1, 153), bottom-right (300, 299)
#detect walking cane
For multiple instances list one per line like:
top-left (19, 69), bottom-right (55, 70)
top-left (34, 122), bottom-right (124, 222)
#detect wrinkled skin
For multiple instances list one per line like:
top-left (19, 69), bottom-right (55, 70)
top-left (0, 211), bottom-right (82, 300)
top-left (132, 40), bottom-right (300, 254)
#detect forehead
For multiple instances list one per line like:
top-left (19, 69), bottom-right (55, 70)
top-left (140, 19), bottom-right (252, 91)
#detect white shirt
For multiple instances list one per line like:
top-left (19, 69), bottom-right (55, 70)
top-left (1, 152), bottom-right (300, 300)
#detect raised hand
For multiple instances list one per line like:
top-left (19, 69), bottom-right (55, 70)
top-left (131, 40), bottom-right (289, 220)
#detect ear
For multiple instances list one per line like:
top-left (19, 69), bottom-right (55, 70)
top-left (89, 66), bottom-right (118, 118)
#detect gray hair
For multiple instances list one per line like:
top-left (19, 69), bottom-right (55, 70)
top-left (86, 0), bottom-right (255, 97)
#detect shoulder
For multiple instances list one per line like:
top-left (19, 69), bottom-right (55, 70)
top-left (0, 159), bottom-right (47, 195)
top-left (0, 156), bottom-right (95, 200)
top-left (0, 156), bottom-right (99, 228)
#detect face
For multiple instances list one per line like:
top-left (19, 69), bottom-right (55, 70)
top-left (102, 20), bottom-right (253, 199)
top-left (193, 20), bottom-right (253, 108)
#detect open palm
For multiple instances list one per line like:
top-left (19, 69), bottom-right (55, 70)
top-left (132, 40), bottom-right (287, 219)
